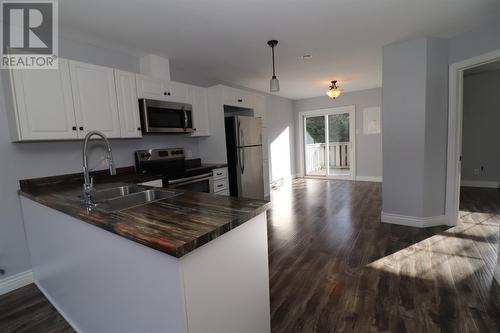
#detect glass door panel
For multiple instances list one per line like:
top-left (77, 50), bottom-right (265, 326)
top-left (327, 113), bottom-right (351, 177)
top-left (304, 116), bottom-right (326, 176)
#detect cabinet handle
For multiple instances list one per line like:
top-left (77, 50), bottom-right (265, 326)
top-left (217, 184), bottom-right (223, 188)
top-left (137, 127), bottom-right (141, 131)
top-left (72, 126), bottom-right (77, 131)
top-left (216, 172), bottom-right (222, 176)
top-left (238, 99), bottom-right (243, 102)
top-left (164, 92), bottom-right (171, 96)
top-left (79, 126), bottom-right (84, 131)
top-left (194, 128), bottom-right (197, 131)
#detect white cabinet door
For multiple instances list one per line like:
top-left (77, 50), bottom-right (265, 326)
top-left (165, 81), bottom-right (189, 103)
top-left (10, 58), bottom-right (78, 140)
top-left (69, 61), bottom-right (122, 138)
top-left (136, 74), bottom-right (164, 100)
top-left (189, 86), bottom-right (210, 137)
top-left (222, 86), bottom-right (254, 109)
top-left (115, 70), bottom-right (142, 138)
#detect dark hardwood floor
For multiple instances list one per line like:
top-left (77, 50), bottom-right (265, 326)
top-left (0, 179), bottom-right (499, 332)
top-left (269, 180), bottom-right (499, 332)
top-left (0, 284), bottom-right (73, 333)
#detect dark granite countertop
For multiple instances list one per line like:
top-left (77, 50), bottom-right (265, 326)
top-left (18, 167), bottom-right (270, 258)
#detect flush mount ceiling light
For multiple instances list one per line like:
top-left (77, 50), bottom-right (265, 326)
top-left (326, 80), bottom-right (343, 99)
top-left (267, 40), bottom-right (280, 92)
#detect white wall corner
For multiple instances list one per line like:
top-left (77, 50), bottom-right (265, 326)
top-left (0, 270), bottom-right (33, 296)
top-left (355, 176), bottom-right (382, 182)
top-left (381, 212), bottom-right (447, 228)
top-left (460, 180), bottom-right (500, 188)
top-left (494, 264), bottom-right (500, 285)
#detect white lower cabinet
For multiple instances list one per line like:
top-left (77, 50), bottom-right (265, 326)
top-left (212, 167), bottom-right (229, 195)
top-left (3, 59), bottom-right (78, 141)
top-left (115, 70), bottom-right (142, 138)
top-left (69, 60), bottom-right (122, 138)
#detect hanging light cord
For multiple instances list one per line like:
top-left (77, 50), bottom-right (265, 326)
top-left (271, 46), bottom-right (276, 78)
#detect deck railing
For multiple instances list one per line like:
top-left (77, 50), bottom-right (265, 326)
top-left (305, 142), bottom-right (350, 173)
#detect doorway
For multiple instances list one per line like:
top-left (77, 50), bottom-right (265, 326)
top-left (300, 106), bottom-right (355, 180)
top-left (446, 49), bottom-right (500, 225)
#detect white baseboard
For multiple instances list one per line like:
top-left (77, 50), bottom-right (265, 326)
top-left (381, 212), bottom-right (446, 228)
top-left (355, 176), bottom-right (382, 182)
top-left (461, 180), bottom-right (500, 188)
top-left (494, 264), bottom-right (500, 285)
top-left (0, 270), bottom-right (34, 295)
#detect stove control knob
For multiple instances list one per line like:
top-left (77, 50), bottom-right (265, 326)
top-left (141, 152), bottom-right (151, 159)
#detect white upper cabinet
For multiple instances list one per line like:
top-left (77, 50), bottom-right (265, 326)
top-left (188, 85), bottom-right (210, 137)
top-left (222, 86), bottom-right (254, 109)
top-left (135, 74), bottom-right (164, 100)
top-left (165, 81), bottom-right (189, 103)
top-left (114, 70), bottom-right (142, 138)
top-left (5, 58), bottom-right (78, 141)
top-left (69, 61), bottom-right (122, 138)
top-left (136, 74), bottom-right (189, 103)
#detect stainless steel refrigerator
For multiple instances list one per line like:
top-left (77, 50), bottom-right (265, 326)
top-left (225, 116), bottom-right (264, 200)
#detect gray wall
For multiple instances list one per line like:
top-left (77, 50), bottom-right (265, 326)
top-left (422, 38), bottom-right (449, 217)
top-left (382, 38), bottom-right (428, 217)
top-left (461, 70), bottom-right (500, 182)
top-left (266, 97), bottom-right (296, 182)
top-left (0, 35), bottom-right (200, 280)
top-left (294, 88), bottom-right (383, 179)
top-left (449, 19), bottom-right (500, 64)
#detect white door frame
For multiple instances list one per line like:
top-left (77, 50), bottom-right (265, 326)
top-left (297, 105), bottom-right (356, 180)
top-left (445, 49), bottom-right (500, 226)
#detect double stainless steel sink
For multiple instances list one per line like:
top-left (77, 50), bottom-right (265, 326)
top-left (80, 185), bottom-right (181, 212)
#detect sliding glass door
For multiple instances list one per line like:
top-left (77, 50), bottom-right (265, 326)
top-left (304, 107), bottom-right (355, 179)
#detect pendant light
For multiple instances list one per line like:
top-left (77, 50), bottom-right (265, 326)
top-left (326, 80), bottom-right (343, 99)
top-left (267, 40), bottom-right (280, 92)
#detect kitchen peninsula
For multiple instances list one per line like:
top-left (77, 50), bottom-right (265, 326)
top-left (18, 168), bottom-right (271, 333)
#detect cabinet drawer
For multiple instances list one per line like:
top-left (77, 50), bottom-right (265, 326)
top-left (213, 178), bottom-right (228, 192)
top-left (215, 189), bottom-right (230, 196)
top-left (212, 167), bottom-right (228, 180)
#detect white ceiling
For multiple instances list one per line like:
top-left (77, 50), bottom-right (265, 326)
top-left (59, 0), bottom-right (500, 99)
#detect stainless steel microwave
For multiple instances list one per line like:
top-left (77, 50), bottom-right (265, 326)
top-left (139, 99), bottom-right (194, 133)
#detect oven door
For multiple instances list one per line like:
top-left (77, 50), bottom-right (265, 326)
top-left (139, 99), bottom-right (193, 133)
top-left (167, 173), bottom-right (214, 193)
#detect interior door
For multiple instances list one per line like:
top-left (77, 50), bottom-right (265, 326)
top-left (237, 145), bottom-right (264, 200)
top-left (237, 116), bottom-right (262, 147)
top-left (11, 58), bottom-right (78, 140)
top-left (69, 61), bottom-right (122, 138)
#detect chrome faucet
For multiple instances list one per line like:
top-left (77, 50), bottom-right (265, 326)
top-left (82, 131), bottom-right (116, 206)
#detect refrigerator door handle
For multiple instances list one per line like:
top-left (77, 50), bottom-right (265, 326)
top-left (239, 147), bottom-right (245, 174)
top-left (238, 119), bottom-right (244, 147)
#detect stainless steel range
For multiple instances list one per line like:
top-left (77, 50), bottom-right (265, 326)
top-left (135, 148), bottom-right (215, 193)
